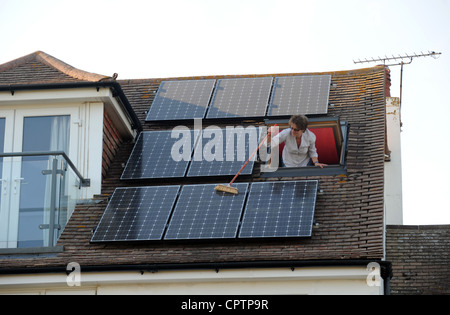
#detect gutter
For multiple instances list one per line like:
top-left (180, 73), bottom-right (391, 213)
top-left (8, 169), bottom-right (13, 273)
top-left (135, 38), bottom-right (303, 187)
top-left (0, 81), bottom-right (142, 133)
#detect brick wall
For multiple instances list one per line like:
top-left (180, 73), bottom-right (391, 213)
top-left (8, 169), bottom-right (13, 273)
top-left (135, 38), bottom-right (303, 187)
top-left (386, 225), bottom-right (450, 295)
top-left (102, 111), bottom-right (124, 180)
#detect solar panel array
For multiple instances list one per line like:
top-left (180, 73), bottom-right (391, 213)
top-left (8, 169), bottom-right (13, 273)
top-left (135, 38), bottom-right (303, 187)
top-left (268, 75), bottom-right (331, 116)
top-left (91, 180), bottom-right (318, 243)
top-left (145, 80), bottom-right (216, 121)
top-left (206, 77), bottom-right (273, 118)
top-left (145, 75), bottom-right (331, 121)
top-left (121, 130), bottom-right (199, 180)
top-left (101, 74), bottom-right (327, 243)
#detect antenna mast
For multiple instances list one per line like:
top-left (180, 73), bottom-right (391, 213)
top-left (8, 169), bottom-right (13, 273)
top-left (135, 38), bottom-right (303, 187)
top-left (353, 51), bottom-right (442, 125)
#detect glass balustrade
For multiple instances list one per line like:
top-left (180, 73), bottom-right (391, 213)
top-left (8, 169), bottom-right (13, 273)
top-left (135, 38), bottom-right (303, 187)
top-left (0, 152), bottom-right (89, 249)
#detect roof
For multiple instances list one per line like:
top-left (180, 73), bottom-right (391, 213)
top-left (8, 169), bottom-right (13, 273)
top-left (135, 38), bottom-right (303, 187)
top-left (0, 53), bottom-right (388, 272)
top-left (0, 51), bottom-right (112, 84)
top-left (0, 51), bottom-right (142, 132)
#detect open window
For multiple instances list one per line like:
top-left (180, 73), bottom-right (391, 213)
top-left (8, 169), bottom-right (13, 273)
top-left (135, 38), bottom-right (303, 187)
top-left (259, 117), bottom-right (348, 177)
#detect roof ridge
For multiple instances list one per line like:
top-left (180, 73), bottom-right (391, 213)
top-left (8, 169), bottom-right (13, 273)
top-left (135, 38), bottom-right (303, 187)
top-left (35, 51), bottom-right (111, 82)
top-left (117, 65), bottom-right (387, 83)
top-left (0, 51), bottom-right (112, 82)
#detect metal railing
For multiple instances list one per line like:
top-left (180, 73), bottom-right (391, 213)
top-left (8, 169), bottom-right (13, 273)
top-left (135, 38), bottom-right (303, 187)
top-left (0, 151), bottom-right (90, 187)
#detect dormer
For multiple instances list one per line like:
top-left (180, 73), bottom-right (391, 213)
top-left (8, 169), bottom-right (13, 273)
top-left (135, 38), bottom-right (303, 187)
top-left (0, 51), bottom-right (141, 249)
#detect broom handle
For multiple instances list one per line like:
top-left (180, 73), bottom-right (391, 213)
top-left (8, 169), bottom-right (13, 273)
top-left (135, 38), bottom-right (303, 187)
top-left (228, 124), bottom-right (277, 186)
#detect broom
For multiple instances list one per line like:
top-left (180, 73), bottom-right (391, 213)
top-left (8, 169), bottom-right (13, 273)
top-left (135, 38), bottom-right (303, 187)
top-left (215, 124), bottom-right (277, 195)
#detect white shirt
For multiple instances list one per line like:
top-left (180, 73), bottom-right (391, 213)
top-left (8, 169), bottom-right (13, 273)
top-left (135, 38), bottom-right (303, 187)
top-left (272, 128), bottom-right (318, 167)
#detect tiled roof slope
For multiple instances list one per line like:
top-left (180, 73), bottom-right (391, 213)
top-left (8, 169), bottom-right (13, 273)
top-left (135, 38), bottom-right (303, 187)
top-left (0, 65), bottom-right (387, 270)
top-left (386, 225), bottom-right (450, 295)
top-left (0, 51), bottom-right (111, 84)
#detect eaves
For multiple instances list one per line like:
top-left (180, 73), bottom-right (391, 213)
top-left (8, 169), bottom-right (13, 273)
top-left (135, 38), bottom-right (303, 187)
top-left (0, 81), bottom-right (142, 133)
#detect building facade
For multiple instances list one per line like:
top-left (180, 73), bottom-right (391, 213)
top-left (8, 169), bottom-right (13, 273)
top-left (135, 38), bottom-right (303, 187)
top-left (0, 51), bottom-right (394, 295)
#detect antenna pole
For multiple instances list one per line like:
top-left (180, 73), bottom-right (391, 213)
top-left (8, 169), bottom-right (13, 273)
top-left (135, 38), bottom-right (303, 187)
top-left (399, 61), bottom-right (404, 126)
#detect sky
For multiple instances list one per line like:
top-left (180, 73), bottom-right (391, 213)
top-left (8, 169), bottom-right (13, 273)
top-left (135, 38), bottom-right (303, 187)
top-left (0, 0), bottom-right (449, 224)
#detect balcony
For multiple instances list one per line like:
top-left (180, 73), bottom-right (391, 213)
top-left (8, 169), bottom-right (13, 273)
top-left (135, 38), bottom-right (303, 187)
top-left (0, 151), bottom-right (89, 251)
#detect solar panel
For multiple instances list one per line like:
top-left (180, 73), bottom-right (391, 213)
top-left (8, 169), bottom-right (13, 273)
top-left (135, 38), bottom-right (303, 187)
top-left (164, 183), bottom-right (249, 240)
top-left (268, 75), bottom-right (331, 116)
top-left (145, 79), bottom-right (216, 121)
top-left (91, 186), bottom-right (180, 242)
top-left (121, 130), bottom-right (199, 180)
top-left (239, 180), bottom-right (318, 238)
top-left (206, 77), bottom-right (273, 118)
top-left (186, 127), bottom-right (260, 177)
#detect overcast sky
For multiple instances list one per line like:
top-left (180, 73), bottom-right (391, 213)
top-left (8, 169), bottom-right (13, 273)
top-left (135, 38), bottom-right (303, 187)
top-left (1, 0), bottom-right (449, 224)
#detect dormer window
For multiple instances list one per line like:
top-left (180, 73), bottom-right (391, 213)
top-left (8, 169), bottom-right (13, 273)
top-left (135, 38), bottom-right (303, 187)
top-left (0, 108), bottom-right (79, 249)
top-left (260, 117), bottom-right (348, 177)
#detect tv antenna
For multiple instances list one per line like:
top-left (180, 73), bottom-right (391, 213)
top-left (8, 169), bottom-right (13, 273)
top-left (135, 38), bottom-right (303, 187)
top-left (353, 51), bottom-right (442, 126)
top-left (353, 51), bottom-right (441, 67)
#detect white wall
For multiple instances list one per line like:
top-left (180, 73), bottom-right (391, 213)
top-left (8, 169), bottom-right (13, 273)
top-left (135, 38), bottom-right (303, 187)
top-left (0, 266), bottom-right (384, 295)
top-left (385, 97), bottom-right (403, 225)
top-left (77, 101), bottom-right (104, 199)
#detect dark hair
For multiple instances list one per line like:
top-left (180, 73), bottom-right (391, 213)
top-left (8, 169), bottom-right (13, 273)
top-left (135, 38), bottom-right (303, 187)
top-left (289, 115), bottom-right (308, 131)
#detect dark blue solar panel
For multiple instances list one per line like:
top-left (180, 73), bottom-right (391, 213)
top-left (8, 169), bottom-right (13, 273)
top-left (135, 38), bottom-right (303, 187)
top-left (186, 127), bottom-right (260, 177)
top-left (91, 186), bottom-right (180, 242)
top-left (206, 77), bottom-right (273, 118)
top-left (164, 183), bottom-right (249, 240)
top-left (146, 79), bottom-right (216, 121)
top-left (121, 130), bottom-right (199, 179)
top-left (239, 180), bottom-right (318, 238)
top-left (268, 75), bottom-right (331, 116)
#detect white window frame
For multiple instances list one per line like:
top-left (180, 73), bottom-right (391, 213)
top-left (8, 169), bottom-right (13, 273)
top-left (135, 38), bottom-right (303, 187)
top-left (0, 106), bottom-right (82, 248)
top-left (0, 109), bottom-right (15, 248)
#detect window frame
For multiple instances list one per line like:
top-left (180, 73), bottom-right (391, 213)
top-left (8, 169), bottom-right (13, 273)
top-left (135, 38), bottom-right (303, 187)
top-left (259, 117), bottom-right (348, 177)
top-left (0, 106), bottom-right (80, 249)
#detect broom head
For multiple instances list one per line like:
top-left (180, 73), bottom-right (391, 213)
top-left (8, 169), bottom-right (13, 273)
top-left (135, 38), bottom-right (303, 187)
top-left (215, 184), bottom-right (239, 195)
